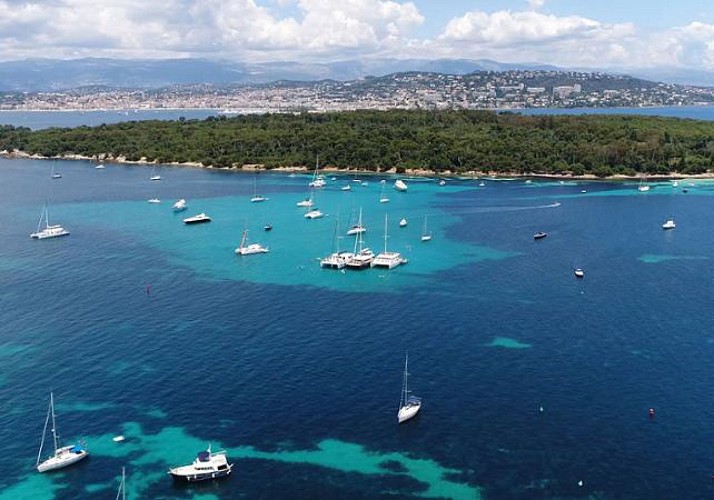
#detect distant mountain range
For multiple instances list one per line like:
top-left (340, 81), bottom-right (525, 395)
top-left (0, 57), bottom-right (708, 92)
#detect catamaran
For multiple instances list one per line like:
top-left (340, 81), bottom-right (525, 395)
top-left (397, 353), bottom-right (422, 424)
top-left (372, 214), bottom-right (408, 269)
top-left (235, 229), bottom-right (268, 255)
top-left (320, 218), bottom-right (352, 269)
top-left (36, 392), bottom-right (88, 472)
top-left (30, 203), bottom-right (69, 239)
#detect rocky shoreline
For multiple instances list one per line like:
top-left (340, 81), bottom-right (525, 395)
top-left (3, 149), bottom-right (714, 181)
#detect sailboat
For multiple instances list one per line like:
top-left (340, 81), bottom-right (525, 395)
top-left (420, 216), bottom-right (432, 242)
top-left (320, 218), bottom-right (352, 269)
top-left (149, 166), bottom-right (161, 181)
top-left (637, 175), bottom-right (650, 192)
top-left (51, 162), bottom-right (62, 179)
top-left (308, 156), bottom-right (326, 188)
top-left (346, 208), bottom-right (367, 235)
top-left (36, 392), bottom-right (88, 472)
top-left (250, 174), bottom-right (267, 202)
top-left (372, 214), bottom-right (408, 269)
top-left (30, 203), bottom-right (69, 239)
top-left (397, 353), bottom-right (422, 424)
top-left (296, 188), bottom-right (315, 208)
top-left (379, 182), bottom-right (390, 203)
top-left (344, 219), bottom-right (374, 269)
top-left (235, 229), bottom-right (269, 255)
top-left (116, 467), bottom-right (126, 500)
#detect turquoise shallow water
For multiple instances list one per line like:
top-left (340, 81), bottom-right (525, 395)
top-left (2, 158), bottom-right (714, 498)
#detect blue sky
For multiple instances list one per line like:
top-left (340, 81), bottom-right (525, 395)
top-left (1, 0), bottom-right (714, 72)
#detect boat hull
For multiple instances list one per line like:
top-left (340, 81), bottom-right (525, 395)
top-left (169, 467), bottom-right (232, 482)
top-left (37, 447), bottom-right (88, 473)
top-left (397, 403), bottom-right (421, 424)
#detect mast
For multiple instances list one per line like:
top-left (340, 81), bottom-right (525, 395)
top-left (400, 353), bottom-right (409, 408)
top-left (383, 214), bottom-right (389, 253)
top-left (115, 467), bottom-right (126, 500)
top-left (50, 391), bottom-right (59, 453)
top-left (37, 394), bottom-right (52, 466)
top-left (239, 230), bottom-right (248, 251)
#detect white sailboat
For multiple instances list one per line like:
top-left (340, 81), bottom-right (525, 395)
top-left (344, 220), bottom-right (374, 269)
top-left (30, 203), bottom-right (69, 239)
top-left (372, 214), bottom-right (408, 269)
top-left (397, 353), bottom-right (422, 424)
top-left (36, 392), bottom-right (88, 472)
top-left (379, 182), bottom-right (390, 203)
top-left (235, 229), bottom-right (269, 255)
top-left (250, 175), bottom-right (267, 202)
top-left (308, 156), bottom-right (326, 188)
top-left (320, 218), bottom-right (352, 269)
top-left (420, 216), bottom-right (432, 242)
top-left (149, 167), bottom-right (161, 181)
top-left (51, 162), bottom-right (62, 179)
top-left (637, 175), bottom-right (650, 192)
top-left (346, 208), bottom-right (367, 235)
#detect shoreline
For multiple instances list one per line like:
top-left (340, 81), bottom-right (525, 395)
top-left (2, 149), bottom-right (714, 181)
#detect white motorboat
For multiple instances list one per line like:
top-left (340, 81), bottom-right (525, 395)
top-left (95, 163), bottom-right (105, 169)
top-left (183, 213), bottom-right (212, 224)
top-left (372, 215), bottom-right (408, 269)
top-left (36, 392), bottom-right (88, 472)
top-left (341, 184), bottom-right (352, 191)
top-left (235, 229), bottom-right (268, 255)
top-left (304, 208), bottom-right (324, 219)
top-left (147, 198), bottom-right (161, 204)
top-left (399, 218), bottom-right (408, 228)
top-left (30, 204), bottom-right (69, 240)
top-left (172, 199), bottom-right (188, 212)
top-left (397, 353), bottom-right (422, 424)
top-left (296, 197), bottom-right (314, 208)
top-left (168, 445), bottom-right (233, 482)
top-left (662, 218), bottom-right (676, 230)
top-left (394, 179), bottom-right (408, 192)
top-left (438, 179), bottom-right (446, 186)
top-left (574, 268), bottom-right (585, 278)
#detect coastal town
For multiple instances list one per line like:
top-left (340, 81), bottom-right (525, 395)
top-left (1, 70), bottom-right (713, 113)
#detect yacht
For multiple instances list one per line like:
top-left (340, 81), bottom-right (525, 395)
top-left (533, 231), bottom-right (547, 240)
top-left (372, 215), bottom-right (408, 269)
top-left (345, 227), bottom-right (374, 270)
top-left (235, 229), bottom-right (268, 255)
top-left (168, 445), bottom-right (233, 482)
top-left (36, 393), bottom-right (88, 472)
top-left (147, 198), bottom-right (161, 204)
top-left (394, 179), bottom-right (408, 192)
top-left (397, 353), bottom-right (421, 424)
top-left (296, 198), bottom-right (314, 208)
top-left (341, 184), bottom-right (352, 191)
top-left (30, 204), bottom-right (69, 240)
top-left (574, 268), bottom-right (585, 278)
top-left (172, 199), bottom-right (188, 212)
top-left (304, 208), bottom-right (324, 219)
top-left (662, 218), bottom-right (676, 230)
top-left (183, 213), bottom-right (211, 224)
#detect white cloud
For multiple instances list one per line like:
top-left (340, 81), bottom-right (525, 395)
top-left (527, 0), bottom-right (545, 10)
top-left (0, 0), bottom-right (424, 60)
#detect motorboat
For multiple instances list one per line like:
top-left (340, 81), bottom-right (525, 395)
top-left (341, 185), bottom-right (352, 191)
top-left (304, 208), bottom-right (324, 219)
top-left (235, 230), bottom-right (268, 255)
top-left (147, 198), bottom-right (161, 204)
top-left (574, 268), bottom-right (585, 278)
top-left (394, 179), bottom-right (408, 192)
top-left (264, 224), bottom-right (273, 231)
top-left (168, 445), bottom-right (233, 482)
top-left (399, 218), bottom-right (408, 228)
top-left (397, 353), bottom-right (421, 424)
top-left (439, 179), bottom-right (446, 186)
top-left (662, 218), bottom-right (676, 230)
top-left (183, 213), bottom-right (211, 224)
top-left (95, 163), bottom-right (105, 169)
top-left (533, 231), bottom-right (547, 240)
top-left (30, 204), bottom-right (69, 240)
top-left (37, 392), bottom-right (88, 472)
top-left (172, 199), bottom-right (188, 212)
top-left (296, 198), bottom-right (314, 208)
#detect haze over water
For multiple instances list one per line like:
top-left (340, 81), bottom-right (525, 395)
top-left (2, 111), bottom-right (714, 498)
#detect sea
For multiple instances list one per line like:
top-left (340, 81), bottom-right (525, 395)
top-left (1, 108), bottom-right (714, 499)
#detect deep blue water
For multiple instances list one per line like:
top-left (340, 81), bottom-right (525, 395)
top-left (2, 157), bottom-right (714, 499)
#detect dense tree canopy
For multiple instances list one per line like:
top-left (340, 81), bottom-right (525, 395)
top-left (1, 110), bottom-right (713, 176)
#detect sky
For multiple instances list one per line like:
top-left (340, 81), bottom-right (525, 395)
top-left (1, 0), bottom-right (714, 71)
